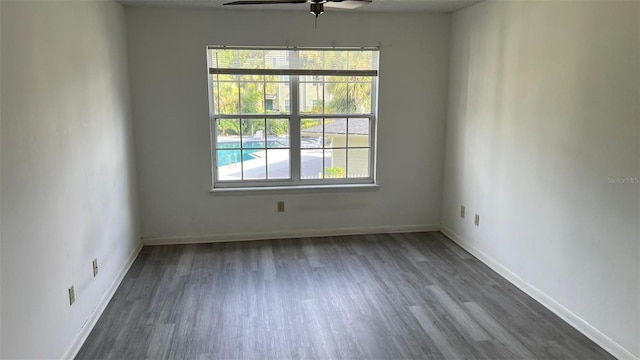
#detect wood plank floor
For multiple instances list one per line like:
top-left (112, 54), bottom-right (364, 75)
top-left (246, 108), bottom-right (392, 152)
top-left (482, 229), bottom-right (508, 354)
top-left (76, 232), bottom-right (614, 359)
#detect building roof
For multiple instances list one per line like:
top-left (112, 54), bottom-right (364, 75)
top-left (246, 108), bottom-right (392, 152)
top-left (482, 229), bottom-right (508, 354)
top-left (302, 118), bottom-right (369, 135)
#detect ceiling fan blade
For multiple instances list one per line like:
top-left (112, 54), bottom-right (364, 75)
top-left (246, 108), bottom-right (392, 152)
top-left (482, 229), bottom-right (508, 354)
top-left (224, 0), bottom-right (307, 5)
top-left (324, 0), bottom-right (371, 9)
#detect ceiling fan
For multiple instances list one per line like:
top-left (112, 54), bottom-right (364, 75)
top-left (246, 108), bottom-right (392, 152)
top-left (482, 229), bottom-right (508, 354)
top-left (223, 0), bottom-right (372, 18)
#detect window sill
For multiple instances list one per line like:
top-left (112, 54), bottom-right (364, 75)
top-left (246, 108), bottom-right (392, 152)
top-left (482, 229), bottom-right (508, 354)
top-left (209, 183), bottom-right (379, 195)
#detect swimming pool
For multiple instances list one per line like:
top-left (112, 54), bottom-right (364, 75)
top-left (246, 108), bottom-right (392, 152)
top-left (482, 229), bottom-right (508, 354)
top-left (217, 140), bottom-right (287, 166)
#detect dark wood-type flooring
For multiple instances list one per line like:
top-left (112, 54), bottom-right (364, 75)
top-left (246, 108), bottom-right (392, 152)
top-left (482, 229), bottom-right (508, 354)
top-left (77, 232), bottom-right (614, 359)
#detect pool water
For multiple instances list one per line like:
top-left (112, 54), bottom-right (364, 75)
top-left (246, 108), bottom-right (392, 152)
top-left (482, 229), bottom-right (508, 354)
top-left (217, 141), bottom-right (286, 166)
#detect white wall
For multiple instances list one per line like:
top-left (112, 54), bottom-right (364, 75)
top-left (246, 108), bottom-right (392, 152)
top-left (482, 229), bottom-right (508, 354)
top-left (0, 1), bottom-right (3, 356)
top-left (443, 1), bottom-right (639, 358)
top-left (126, 8), bottom-right (450, 241)
top-left (0, 1), bottom-right (3, 355)
top-left (0, 1), bottom-right (140, 358)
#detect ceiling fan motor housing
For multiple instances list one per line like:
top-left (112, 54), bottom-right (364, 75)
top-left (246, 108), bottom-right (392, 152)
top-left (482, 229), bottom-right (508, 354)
top-left (310, 2), bottom-right (324, 16)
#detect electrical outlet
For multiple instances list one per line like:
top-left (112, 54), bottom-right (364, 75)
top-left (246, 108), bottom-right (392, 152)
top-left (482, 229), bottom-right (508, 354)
top-left (68, 285), bottom-right (75, 306)
top-left (460, 205), bottom-right (466, 219)
top-left (474, 214), bottom-right (480, 226)
top-left (277, 201), bottom-right (285, 213)
top-left (92, 258), bottom-right (99, 277)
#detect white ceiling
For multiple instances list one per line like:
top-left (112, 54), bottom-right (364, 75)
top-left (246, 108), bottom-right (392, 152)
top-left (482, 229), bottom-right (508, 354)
top-left (117, 0), bottom-right (483, 13)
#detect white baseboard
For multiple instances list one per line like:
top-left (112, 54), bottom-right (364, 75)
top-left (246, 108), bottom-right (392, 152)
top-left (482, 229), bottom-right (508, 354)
top-left (143, 224), bottom-right (440, 246)
top-left (439, 225), bottom-right (639, 360)
top-left (62, 239), bottom-right (143, 360)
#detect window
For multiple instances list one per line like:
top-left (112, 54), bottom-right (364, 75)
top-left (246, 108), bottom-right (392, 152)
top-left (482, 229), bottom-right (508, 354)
top-left (207, 46), bottom-right (379, 189)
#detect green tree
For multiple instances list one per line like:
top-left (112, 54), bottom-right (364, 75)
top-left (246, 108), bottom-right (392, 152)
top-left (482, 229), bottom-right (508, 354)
top-left (324, 166), bottom-right (346, 178)
top-left (266, 119), bottom-right (288, 136)
top-left (218, 119), bottom-right (240, 136)
top-left (325, 78), bottom-right (371, 114)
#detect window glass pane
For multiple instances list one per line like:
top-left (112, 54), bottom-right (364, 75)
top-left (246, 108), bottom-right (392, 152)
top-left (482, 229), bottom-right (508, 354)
top-left (211, 49), bottom-right (376, 70)
top-left (265, 74), bottom-right (289, 82)
top-left (348, 82), bottom-right (372, 114)
top-left (348, 149), bottom-right (370, 178)
top-left (216, 119), bottom-right (241, 148)
top-left (240, 82), bottom-right (264, 114)
top-left (301, 149), bottom-right (324, 179)
top-left (217, 150), bottom-right (242, 181)
top-left (347, 118), bottom-right (370, 147)
top-left (266, 119), bottom-right (289, 148)
top-left (264, 50), bottom-right (289, 69)
top-left (215, 74), bottom-right (236, 81)
top-left (300, 119), bottom-right (323, 149)
top-left (324, 149), bottom-right (346, 178)
top-left (267, 149), bottom-right (290, 179)
top-left (323, 118), bottom-right (346, 148)
top-left (265, 82), bottom-right (290, 114)
top-left (215, 49), bottom-right (265, 69)
top-left (212, 83), bottom-right (219, 112)
top-left (239, 74), bottom-right (264, 82)
top-left (299, 75), bottom-right (324, 83)
top-left (325, 51), bottom-right (348, 70)
top-left (348, 51), bottom-right (374, 70)
top-left (324, 80), bottom-right (348, 114)
top-left (242, 149), bottom-right (266, 180)
top-left (299, 82), bottom-right (324, 114)
top-left (214, 81), bottom-right (239, 114)
top-left (242, 119), bottom-right (265, 144)
top-left (299, 51), bottom-right (324, 70)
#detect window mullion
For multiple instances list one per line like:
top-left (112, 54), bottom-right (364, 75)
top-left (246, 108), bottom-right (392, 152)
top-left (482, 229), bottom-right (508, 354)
top-left (264, 118), bottom-right (269, 179)
top-left (239, 120), bottom-right (244, 180)
top-left (345, 118), bottom-right (349, 178)
top-left (210, 119), bottom-right (218, 185)
top-left (322, 119), bottom-right (326, 179)
top-left (370, 53), bottom-right (379, 182)
top-left (290, 50), bottom-right (301, 182)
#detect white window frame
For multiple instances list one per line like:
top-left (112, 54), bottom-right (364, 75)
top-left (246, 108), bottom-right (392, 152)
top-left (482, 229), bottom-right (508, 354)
top-left (207, 46), bottom-right (379, 190)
